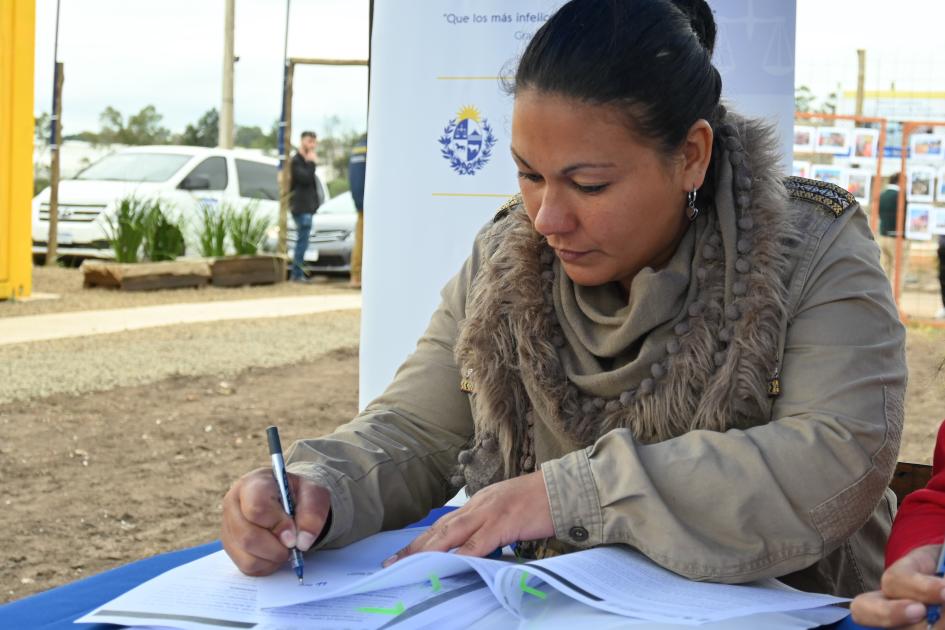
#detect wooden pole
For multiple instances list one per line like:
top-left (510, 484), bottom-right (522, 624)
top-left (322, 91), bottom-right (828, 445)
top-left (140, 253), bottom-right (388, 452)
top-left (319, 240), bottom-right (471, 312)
top-left (870, 119), bottom-right (887, 232)
top-left (893, 125), bottom-right (910, 311)
top-left (45, 62), bottom-right (63, 267)
top-left (286, 57), bottom-right (368, 67)
top-left (278, 62), bottom-right (294, 260)
top-left (855, 49), bottom-right (866, 117)
top-left (219, 0), bottom-right (235, 148)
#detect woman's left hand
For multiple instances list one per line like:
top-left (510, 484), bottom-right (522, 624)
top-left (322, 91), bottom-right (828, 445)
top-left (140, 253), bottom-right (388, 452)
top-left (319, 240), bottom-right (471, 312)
top-left (383, 470), bottom-right (555, 566)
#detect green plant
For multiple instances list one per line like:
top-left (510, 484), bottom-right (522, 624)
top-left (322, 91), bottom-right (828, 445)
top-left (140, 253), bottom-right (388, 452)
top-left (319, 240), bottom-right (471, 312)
top-left (197, 203), bottom-right (228, 257)
top-left (104, 196), bottom-right (148, 262)
top-left (141, 201), bottom-right (185, 262)
top-left (33, 176), bottom-right (50, 196)
top-left (327, 178), bottom-right (350, 197)
top-left (226, 202), bottom-right (268, 255)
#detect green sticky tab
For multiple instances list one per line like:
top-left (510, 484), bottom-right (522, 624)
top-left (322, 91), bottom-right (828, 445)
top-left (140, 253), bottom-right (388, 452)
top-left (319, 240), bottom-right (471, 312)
top-left (519, 571), bottom-right (547, 600)
top-left (357, 602), bottom-right (405, 615)
top-left (429, 573), bottom-right (442, 592)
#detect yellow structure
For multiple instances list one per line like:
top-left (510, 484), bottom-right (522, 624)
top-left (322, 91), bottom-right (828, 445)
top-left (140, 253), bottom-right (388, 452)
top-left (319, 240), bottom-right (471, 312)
top-left (0, 0), bottom-right (35, 300)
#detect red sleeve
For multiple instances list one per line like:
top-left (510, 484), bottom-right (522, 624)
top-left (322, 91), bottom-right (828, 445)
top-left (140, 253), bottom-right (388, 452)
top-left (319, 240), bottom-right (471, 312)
top-left (886, 421), bottom-right (945, 566)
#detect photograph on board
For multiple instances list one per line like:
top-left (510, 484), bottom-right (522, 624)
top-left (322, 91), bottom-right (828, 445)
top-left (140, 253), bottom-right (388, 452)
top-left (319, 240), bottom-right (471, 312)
top-left (815, 127), bottom-right (850, 154)
top-left (908, 166), bottom-right (936, 202)
top-left (906, 205), bottom-right (932, 241)
top-left (911, 133), bottom-right (945, 160)
top-left (847, 171), bottom-right (872, 205)
top-left (793, 126), bottom-right (815, 153)
top-left (853, 129), bottom-right (879, 160)
top-left (931, 207), bottom-right (945, 236)
top-left (812, 164), bottom-right (848, 188)
top-left (792, 161), bottom-right (811, 178)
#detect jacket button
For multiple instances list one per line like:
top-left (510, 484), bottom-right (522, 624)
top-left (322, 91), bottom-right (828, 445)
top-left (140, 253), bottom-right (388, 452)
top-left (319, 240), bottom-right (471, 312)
top-left (569, 526), bottom-right (589, 542)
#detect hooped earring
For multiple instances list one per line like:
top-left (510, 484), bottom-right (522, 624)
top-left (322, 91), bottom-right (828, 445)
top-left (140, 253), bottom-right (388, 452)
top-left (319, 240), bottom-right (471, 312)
top-left (686, 187), bottom-right (699, 222)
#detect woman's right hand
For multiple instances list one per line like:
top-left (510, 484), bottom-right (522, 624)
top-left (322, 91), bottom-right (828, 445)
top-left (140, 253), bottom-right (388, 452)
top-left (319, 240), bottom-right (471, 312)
top-left (851, 544), bottom-right (945, 629)
top-left (221, 467), bottom-right (332, 576)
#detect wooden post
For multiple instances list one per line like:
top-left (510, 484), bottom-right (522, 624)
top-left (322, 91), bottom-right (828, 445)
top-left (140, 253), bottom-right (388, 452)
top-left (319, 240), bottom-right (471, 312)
top-left (893, 126), bottom-right (909, 311)
top-left (45, 61), bottom-right (63, 267)
top-left (870, 119), bottom-right (887, 232)
top-left (219, 0), bottom-right (235, 149)
top-left (855, 49), bottom-right (866, 117)
top-left (278, 62), bottom-right (295, 261)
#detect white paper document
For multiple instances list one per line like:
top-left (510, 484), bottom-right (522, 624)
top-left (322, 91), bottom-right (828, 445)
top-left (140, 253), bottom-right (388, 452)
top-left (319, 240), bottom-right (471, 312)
top-left (77, 525), bottom-right (850, 629)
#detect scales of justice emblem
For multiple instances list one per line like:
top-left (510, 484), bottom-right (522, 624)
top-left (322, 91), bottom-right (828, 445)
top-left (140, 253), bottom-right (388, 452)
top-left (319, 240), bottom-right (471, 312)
top-left (438, 105), bottom-right (497, 176)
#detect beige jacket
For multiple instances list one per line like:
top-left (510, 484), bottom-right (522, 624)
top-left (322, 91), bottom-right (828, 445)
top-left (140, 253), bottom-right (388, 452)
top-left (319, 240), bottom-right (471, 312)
top-left (286, 167), bottom-right (906, 597)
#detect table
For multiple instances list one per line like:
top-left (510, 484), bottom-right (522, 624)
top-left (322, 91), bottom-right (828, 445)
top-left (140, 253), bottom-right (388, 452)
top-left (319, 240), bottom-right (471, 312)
top-left (0, 505), bottom-right (874, 630)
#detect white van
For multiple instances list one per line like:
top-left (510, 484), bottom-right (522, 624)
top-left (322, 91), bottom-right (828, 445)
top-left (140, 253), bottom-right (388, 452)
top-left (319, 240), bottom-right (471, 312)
top-left (32, 145), bottom-right (328, 260)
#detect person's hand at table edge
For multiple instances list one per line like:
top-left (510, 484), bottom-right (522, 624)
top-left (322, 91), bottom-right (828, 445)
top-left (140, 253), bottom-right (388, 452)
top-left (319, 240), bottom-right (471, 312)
top-left (383, 470), bottom-right (554, 567)
top-left (851, 544), bottom-right (945, 629)
top-left (222, 467), bottom-right (331, 576)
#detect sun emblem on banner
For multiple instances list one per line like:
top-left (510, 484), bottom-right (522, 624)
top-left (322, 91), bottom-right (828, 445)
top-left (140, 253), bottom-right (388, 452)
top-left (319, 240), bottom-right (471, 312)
top-left (438, 105), bottom-right (497, 175)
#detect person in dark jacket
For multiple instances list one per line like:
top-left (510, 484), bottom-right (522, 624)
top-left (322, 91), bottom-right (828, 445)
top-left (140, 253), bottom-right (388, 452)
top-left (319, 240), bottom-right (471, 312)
top-left (290, 131), bottom-right (324, 282)
top-left (877, 172), bottom-right (907, 280)
top-left (347, 134), bottom-right (367, 288)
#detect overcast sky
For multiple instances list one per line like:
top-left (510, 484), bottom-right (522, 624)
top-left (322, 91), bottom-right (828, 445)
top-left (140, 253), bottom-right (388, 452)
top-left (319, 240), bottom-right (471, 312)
top-left (32, 0), bottom-right (945, 139)
top-left (33, 0), bottom-right (370, 138)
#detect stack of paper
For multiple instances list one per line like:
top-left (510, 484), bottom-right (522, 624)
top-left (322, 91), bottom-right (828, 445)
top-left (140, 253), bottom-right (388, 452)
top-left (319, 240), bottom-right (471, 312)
top-left (76, 527), bottom-right (851, 629)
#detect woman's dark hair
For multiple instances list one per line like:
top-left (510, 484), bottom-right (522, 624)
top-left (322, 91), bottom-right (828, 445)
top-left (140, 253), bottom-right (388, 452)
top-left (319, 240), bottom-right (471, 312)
top-left (514, 0), bottom-right (723, 158)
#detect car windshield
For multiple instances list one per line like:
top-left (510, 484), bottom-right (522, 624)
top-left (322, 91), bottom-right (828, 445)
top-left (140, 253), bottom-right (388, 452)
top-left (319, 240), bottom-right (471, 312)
top-left (75, 153), bottom-right (192, 182)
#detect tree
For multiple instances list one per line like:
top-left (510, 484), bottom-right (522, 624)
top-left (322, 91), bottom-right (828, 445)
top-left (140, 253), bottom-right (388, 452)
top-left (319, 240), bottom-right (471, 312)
top-left (317, 128), bottom-right (364, 182)
top-left (97, 105), bottom-right (171, 145)
top-left (794, 85), bottom-right (839, 116)
top-left (235, 125), bottom-right (264, 148)
top-left (180, 108), bottom-right (219, 147)
top-left (234, 120), bottom-right (278, 150)
top-left (34, 112), bottom-right (51, 149)
top-left (126, 105), bottom-right (171, 145)
top-left (819, 91), bottom-right (838, 115)
top-left (795, 86), bottom-right (815, 114)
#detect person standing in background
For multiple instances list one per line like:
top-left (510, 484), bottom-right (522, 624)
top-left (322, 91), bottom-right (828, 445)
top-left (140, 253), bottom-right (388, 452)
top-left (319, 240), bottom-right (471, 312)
top-left (347, 134), bottom-right (367, 289)
top-left (290, 131), bottom-right (324, 283)
top-left (878, 172), bottom-right (908, 285)
top-left (938, 235), bottom-right (945, 319)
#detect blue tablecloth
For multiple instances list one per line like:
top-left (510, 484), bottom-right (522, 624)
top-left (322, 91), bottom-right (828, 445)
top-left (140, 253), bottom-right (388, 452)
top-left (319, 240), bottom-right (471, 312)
top-left (0, 508), bottom-right (453, 630)
top-left (0, 505), bottom-right (873, 630)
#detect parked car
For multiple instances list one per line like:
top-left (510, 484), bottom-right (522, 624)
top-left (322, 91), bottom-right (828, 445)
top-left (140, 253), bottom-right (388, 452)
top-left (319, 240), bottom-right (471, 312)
top-left (264, 191), bottom-right (357, 274)
top-left (31, 145), bottom-right (329, 261)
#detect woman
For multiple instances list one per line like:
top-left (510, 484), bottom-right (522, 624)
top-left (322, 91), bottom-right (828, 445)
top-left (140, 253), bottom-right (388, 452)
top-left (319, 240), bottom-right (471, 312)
top-left (852, 421), bottom-right (945, 628)
top-left (221, 0), bottom-right (906, 597)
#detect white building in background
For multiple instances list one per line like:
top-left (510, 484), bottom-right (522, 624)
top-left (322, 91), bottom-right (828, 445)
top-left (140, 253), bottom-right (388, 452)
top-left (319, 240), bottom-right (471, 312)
top-left (839, 90), bottom-right (945, 123)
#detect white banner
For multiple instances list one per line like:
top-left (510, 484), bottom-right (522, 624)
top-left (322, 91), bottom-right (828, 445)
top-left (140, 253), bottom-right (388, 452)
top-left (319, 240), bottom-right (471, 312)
top-left (361, 0), bottom-right (796, 407)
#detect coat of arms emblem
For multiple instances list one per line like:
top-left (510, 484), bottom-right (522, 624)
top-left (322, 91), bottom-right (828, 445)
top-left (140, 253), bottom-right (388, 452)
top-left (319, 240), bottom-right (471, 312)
top-left (438, 105), bottom-right (497, 176)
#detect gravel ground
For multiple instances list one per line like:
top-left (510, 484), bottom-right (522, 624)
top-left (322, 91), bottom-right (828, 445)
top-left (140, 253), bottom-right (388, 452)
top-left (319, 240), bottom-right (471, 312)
top-left (0, 310), bottom-right (360, 404)
top-left (0, 266), bottom-right (353, 318)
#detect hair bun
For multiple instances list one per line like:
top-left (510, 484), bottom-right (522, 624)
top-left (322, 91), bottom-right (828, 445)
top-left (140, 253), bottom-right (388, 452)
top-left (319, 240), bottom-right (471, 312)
top-left (670, 0), bottom-right (717, 56)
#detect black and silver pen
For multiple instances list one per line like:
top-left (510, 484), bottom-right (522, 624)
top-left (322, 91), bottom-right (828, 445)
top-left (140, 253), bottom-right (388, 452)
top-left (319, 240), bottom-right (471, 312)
top-left (266, 425), bottom-right (304, 585)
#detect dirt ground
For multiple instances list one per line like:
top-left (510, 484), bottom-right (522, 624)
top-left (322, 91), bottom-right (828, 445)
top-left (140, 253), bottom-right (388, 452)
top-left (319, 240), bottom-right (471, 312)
top-left (0, 348), bottom-right (360, 604)
top-left (2, 268), bottom-right (945, 605)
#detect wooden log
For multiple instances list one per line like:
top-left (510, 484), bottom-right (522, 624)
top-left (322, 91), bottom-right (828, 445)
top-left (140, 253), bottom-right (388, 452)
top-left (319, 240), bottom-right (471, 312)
top-left (80, 260), bottom-right (120, 289)
top-left (210, 255), bottom-right (285, 287)
top-left (81, 260), bottom-right (211, 291)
